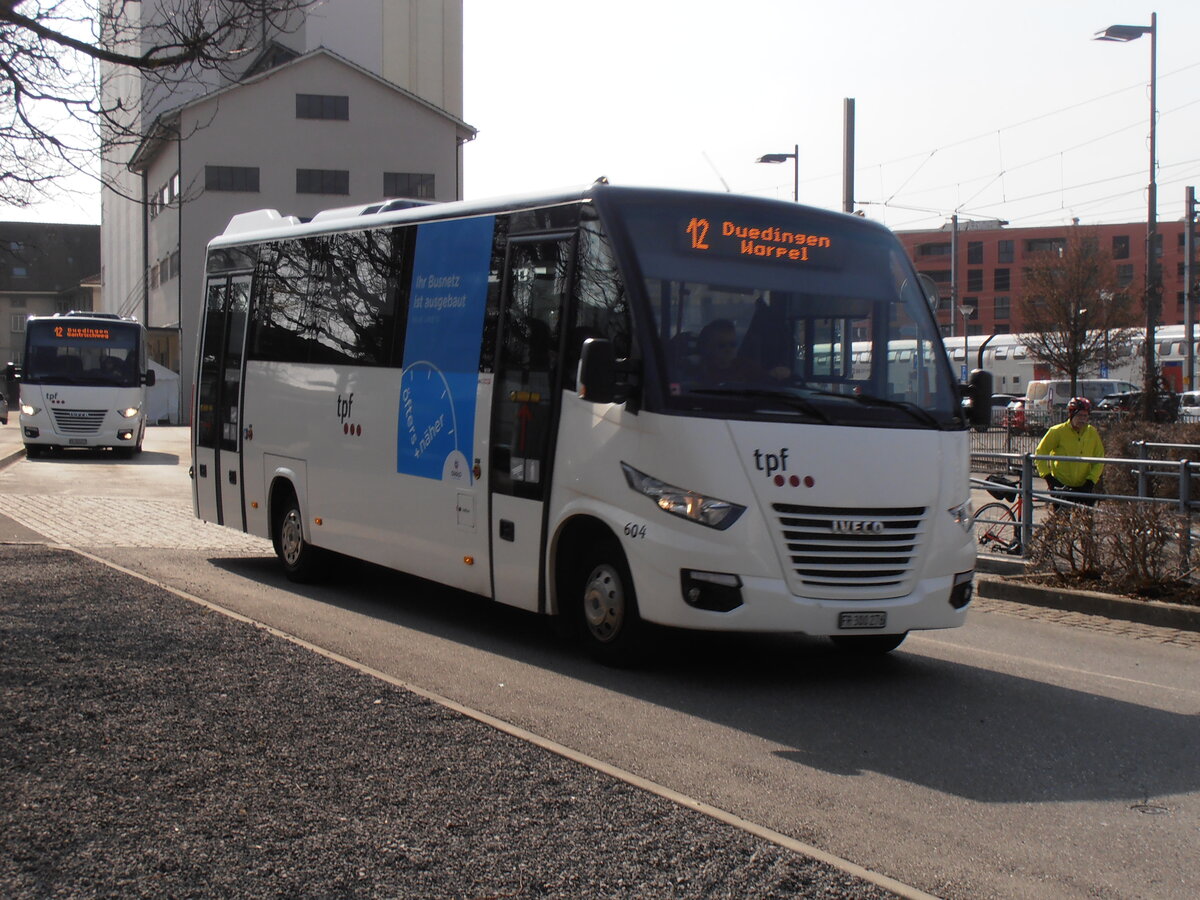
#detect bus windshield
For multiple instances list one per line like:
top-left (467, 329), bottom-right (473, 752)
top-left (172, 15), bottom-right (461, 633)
top-left (605, 193), bottom-right (960, 428)
top-left (22, 319), bottom-right (142, 388)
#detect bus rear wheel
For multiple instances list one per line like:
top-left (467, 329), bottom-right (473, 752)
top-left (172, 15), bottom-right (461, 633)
top-left (573, 541), bottom-right (645, 667)
top-left (274, 497), bottom-right (326, 583)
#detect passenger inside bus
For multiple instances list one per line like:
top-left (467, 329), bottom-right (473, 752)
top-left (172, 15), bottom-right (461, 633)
top-left (693, 318), bottom-right (790, 386)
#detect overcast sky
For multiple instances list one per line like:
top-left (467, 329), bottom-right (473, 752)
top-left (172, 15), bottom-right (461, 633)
top-left (6, 0), bottom-right (1199, 233)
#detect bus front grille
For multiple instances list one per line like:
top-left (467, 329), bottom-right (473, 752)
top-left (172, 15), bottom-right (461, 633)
top-left (771, 503), bottom-right (927, 598)
top-left (51, 408), bottom-right (107, 434)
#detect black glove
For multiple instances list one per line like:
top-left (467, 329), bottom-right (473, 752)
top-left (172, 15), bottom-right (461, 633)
top-left (1045, 476), bottom-right (1061, 491)
top-left (1083, 480), bottom-right (1096, 492)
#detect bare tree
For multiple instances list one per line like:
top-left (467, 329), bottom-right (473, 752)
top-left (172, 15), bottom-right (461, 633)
top-left (1018, 227), bottom-right (1140, 395)
top-left (0, 0), bottom-right (316, 209)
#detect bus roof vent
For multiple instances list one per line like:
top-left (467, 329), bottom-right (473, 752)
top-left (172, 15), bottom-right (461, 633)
top-left (221, 209), bottom-right (302, 237)
top-left (309, 202), bottom-right (397, 223)
top-left (377, 198), bottom-right (436, 214)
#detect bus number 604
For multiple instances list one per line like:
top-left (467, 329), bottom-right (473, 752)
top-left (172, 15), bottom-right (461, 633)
top-left (623, 522), bottom-right (647, 540)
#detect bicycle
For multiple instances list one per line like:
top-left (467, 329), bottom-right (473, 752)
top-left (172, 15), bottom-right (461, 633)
top-left (974, 474), bottom-right (1024, 555)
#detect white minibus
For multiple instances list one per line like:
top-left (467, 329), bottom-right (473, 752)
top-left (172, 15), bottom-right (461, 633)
top-left (192, 183), bottom-right (990, 662)
top-left (11, 312), bottom-right (155, 457)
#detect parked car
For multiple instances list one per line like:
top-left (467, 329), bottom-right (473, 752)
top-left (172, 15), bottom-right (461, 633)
top-left (990, 393), bottom-right (1020, 426)
top-left (1179, 390), bottom-right (1200, 422)
top-left (1094, 390), bottom-right (1179, 423)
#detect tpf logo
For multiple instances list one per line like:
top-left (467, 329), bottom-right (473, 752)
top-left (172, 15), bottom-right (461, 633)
top-left (753, 448), bottom-right (789, 477)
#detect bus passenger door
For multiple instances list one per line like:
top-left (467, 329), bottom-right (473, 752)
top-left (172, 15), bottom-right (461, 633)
top-left (489, 236), bottom-right (572, 612)
top-left (194, 273), bottom-right (251, 530)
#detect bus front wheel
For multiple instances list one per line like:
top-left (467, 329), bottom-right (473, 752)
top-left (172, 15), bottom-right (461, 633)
top-left (573, 541), bottom-right (645, 666)
top-left (274, 497), bottom-right (326, 583)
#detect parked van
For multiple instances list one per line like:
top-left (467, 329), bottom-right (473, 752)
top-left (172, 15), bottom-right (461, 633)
top-left (1025, 378), bottom-right (1138, 411)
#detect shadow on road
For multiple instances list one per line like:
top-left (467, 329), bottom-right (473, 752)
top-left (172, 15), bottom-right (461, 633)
top-left (208, 553), bottom-right (1198, 807)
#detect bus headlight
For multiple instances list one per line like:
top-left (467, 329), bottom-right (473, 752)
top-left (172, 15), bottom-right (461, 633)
top-left (948, 500), bottom-right (973, 533)
top-left (118, 406), bottom-right (141, 418)
top-left (621, 462), bottom-right (745, 530)
top-left (20, 403), bottom-right (39, 416)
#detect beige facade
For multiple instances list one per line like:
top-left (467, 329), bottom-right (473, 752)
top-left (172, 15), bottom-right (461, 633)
top-left (99, 1), bottom-right (470, 422)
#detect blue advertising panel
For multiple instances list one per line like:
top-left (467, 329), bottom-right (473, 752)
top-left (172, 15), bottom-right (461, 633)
top-left (396, 216), bottom-right (494, 484)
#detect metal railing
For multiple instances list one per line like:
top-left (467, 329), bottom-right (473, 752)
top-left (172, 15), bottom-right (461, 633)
top-left (972, 442), bottom-right (1200, 562)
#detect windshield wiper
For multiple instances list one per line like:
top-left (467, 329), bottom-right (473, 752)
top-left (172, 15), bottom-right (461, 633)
top-left (845, 392), bottom-right (941, 427)
top-left (688, 388), bottom-right (834, 424)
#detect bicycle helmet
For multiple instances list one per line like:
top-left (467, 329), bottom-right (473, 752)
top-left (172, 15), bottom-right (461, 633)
top-left (1067, 396), bottom-right (1092, 415)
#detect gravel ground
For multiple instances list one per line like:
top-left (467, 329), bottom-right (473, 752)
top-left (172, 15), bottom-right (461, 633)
top-left (0, 545), bottom-right (898, 899)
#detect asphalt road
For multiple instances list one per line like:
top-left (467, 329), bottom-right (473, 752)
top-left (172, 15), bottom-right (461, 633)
top-left (2, 425), bottom-right (1199, 899)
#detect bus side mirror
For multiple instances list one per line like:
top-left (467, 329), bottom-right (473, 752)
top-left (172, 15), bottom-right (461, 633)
top-left (962, 368), bottom-right (993, 428)
top-left (578, 338), bottom-right (616, 404)
top-left (142, 369), bottom-right (156, 387)
top-left (917, 273), bottom-right (940, 311)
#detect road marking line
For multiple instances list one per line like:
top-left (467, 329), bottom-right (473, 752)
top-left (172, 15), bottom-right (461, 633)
top-left (910, 632), bottom-right (1200, 697)
top-left (69, 543), bottom-right (941, 900)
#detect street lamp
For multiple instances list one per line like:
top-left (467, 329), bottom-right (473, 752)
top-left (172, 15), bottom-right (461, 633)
top-left (1095, 13), bottom-right (1158, 411)
top-left (756, 144), bottom-right (799, 202)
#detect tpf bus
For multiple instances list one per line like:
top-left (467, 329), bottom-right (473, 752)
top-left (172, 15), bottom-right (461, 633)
top-left (193, 182), bottom-right (990, 662)
top-left (10, 312), bottom-right (156, 457)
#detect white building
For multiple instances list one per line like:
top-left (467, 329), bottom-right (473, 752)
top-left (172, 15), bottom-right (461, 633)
top-left (100, 1), bottom-right (472, 422)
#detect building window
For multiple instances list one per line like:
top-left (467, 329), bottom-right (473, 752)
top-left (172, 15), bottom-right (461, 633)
top-left (12, 266), bottom-right (27, 278)
top-left (923, 269), bottom-right (951, 284)
top-left (1116, 264), bottom-right (1134, 287)
top-left (967, 269), bottom-right (983, 292)
top-left (150, 263), bottom-right (159, 288)
top-left (998, 240), bottom-right (1014, 263)
top-left (297, 168), bottom-right (350, 195)
top-left (1026, 237), bottom-right (1066, 255)
top-left (994, 296), bottom-right (1010, 319)
top-left (1113, 235), bottom-right (1130, 259)
top-left (967, 241), bottom-right (983, 264)
top-left (170, 250), bottom-right (180, 281)
top-left (383, 172), bottom-right (435, 200)
top-left (10, 314), bottom-right (26, 332)
top-left (994, 268), bottom-right (1010, 291)
top-left (917, 242), bottom-right (951, 258)
top-left (205, 165), bottom-right (260, 192)
top-left (296, 94), bottom-right (349, 120)
top-left (11, 297), bottom-right (24, 308)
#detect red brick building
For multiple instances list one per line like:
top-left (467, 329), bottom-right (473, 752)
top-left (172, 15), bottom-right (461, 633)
top-left (894, 219), bottom-right (1199, 337)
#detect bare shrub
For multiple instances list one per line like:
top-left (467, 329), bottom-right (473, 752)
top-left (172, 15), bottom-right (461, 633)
top-left (1028, 500), bottom-right (1196, 600)
top-left (1027, 507), bottom-right (1102, 578)
top-left (1098, 502), bottom-right (1185, 593)
top-left (1095, 421), bottom-right (1200, 500)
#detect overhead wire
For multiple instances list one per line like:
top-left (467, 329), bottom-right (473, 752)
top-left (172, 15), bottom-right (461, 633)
top-left (855, 61), bottom-right (1200, 226)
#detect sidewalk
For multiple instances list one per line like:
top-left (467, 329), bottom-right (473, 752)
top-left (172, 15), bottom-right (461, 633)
top-left (0, 544), bottom-right (897, 899)
top-left (0, 418), bottom-right (22, 468)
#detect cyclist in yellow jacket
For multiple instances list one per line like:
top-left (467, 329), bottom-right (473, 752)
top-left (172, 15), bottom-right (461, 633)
top-left (1035, 396), bottom-right (1104, 506)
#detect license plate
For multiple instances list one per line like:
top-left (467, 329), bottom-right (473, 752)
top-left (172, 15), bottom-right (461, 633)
top-left (69, 438), bottom-right (88, 446)
top-left (838, 611), bottom-right (887, 630)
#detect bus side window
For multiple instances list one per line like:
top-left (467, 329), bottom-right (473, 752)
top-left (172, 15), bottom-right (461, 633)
top-left (564, 221), bottom-right (631, 389)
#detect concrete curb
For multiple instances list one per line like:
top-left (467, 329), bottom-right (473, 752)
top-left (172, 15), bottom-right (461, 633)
top-left (0, 448), bottom-right (24, 470)
top-left (976, 573), bottom-right (1200, 632)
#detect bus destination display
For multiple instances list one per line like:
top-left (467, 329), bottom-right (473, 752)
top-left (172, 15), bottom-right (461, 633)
top-left (53, 325), bottom-right (111, 341)
top-left (685, 216), bottom-right (832, 263)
